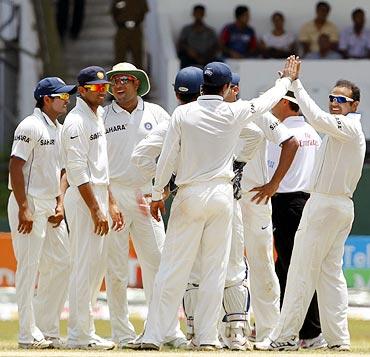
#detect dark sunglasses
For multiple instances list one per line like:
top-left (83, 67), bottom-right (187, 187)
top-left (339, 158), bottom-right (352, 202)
top-left (329, 94), bottom-right (354, 104)
top-left (111, 75), bottom-right (137, 86)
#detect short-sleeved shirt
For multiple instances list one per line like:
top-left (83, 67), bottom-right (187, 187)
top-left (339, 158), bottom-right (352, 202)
top-left (104, 97), bottom-right (169, 189)
top-left (9, 108), bottom-right (63, 199)
top-left (239, 112), bottom-right (293, 192)
top-left (61, 97), bottom-right (109, 187)
top-left (299, 20), bottom-right (339, 52)
top-left (220, 23), bottom-right (257, 57)
top-left (262, 32), bottom-right (295, 51)
top-left (339, 27), bottom-right (370, 58)
top-left (179, 24), bottom-right (218, 56)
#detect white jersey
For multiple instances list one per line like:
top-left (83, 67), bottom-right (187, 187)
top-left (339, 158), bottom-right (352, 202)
top-left (292, 79), bottom-right (365, 197)
top-left (61, 97), bottom-right (109, 187)
top-left (151, 76), bottom-right (292, 200)
top-left (9, 108), bottom-right (63, 200)
top-left (238, 111), bottom-right (292, 193)
top-left (267, 116), bottom-right (321, 193)
top-left (104, 97), bottom-right (169, 190)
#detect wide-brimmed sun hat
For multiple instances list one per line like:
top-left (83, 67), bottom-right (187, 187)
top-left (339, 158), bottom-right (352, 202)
top-left (106, 62), bottom-right (150, 97)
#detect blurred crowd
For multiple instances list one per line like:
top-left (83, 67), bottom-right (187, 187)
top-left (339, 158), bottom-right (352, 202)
top-left (177, 2), bottom-right (370, 68)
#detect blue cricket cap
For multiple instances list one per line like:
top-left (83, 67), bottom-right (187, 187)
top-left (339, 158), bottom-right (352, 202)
top-left (77, 66), bottom-right (109, 86)
top-left (34, 77), bottom-right (77, 100)
top-left (174, 66), bottom-right (203, 94)
top-left (203, 62), bottom-right (232, 86)
top-left (231, 72), bottom-right (240, 86)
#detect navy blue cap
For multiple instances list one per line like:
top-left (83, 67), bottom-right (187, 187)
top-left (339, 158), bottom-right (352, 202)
top-left (174, 66), bottom-right (203, 94)
top-left (203, 62), bottom-right (232, 86)
top-left (77, 66), bottom-right (109, 86)
top-left (34, 77), bottom-right (77, 100)
top-left (231, 72), bottom-right (240, 86)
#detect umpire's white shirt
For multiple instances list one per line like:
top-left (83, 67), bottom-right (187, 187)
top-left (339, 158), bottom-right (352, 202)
top-left (267, 116), bottom-right (322, 193)
top-left (9, 108), bottom-right (62, 199)
top-left (238, 112), bottom-right (292, 193)
top-left (292, 80), bottom-right (365, 198)
top-left (152, 77), bottom-right (292, 200)
top-left (61, 97), bottom-right (109, 186)
top-left (104, 97), bottom-right (169, 189)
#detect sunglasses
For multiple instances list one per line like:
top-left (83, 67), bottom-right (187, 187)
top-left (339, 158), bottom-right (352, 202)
top-left (329, 94), bottom-right (354, 104)
top-left (110, 75), bottom-right (137, 86)
top-left (49, 93), bottom-right (70, 101)
top-left (84, 83), bottom-right (110, 92)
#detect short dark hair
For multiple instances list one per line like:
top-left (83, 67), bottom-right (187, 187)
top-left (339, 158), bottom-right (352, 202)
top-left (316, 1), bottom-right (330, 12)
top-left (177, 92), bottom-right (199, 104)
top-left (193, 4), bottom-right (205, 13)
top-left (235, 5), bottom-right (248, 19)
top-left (201, 83), bottom-right (227, 95)
top-left (288, 101), bottom-right (299, 112)
top-left (35, 97), bottom-right (45, 109)
top-left (335, 79), bottom-right (360, 101)
top-left (271, 12), bottom-right (284, 21)
top-left (352, 8), bottom-right (364, 18)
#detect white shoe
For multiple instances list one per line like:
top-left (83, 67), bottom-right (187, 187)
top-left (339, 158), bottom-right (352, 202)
top-left (269, 337), bottom-right (300, 351)
top-left (18, 338), bottom-right (52, 349)
top-left (328, 344), bottom-right (350, 351)
top-left (117, 337), bottom-right (137, 349)
top-left (254, 337), bottom-right (272, 351)
top-left (70, 335), bottom-right (114, 350)
top-left (164, 336), bottom-right (188, 349)
top-left (125, 332), bottom-right (144, 349)
top-left (44, 336), bottom-right (65, 349)
top-left (229, 335), bottom-right (253, 351)
top-left (300, 333), bottom-right (327, 349)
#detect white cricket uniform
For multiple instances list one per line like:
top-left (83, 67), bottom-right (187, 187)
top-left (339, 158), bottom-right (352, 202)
top-left (141, 76), bottom-right (293, 347)
top-left (61, 97), bottom-right (110, 346)
top-left (270, 79), bottom-right (365, 347)
top-left (267, 115), bottom-right (322, 193)
top-left (237, 111), bottom-right (293, 342)
top-left (8, 108), bottom-right (69, 344)
top-left (103, 98), bottom-right (168, 343)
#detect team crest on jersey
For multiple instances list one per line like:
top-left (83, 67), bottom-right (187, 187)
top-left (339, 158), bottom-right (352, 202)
top-left (144, 122), bottom-right (153, 131)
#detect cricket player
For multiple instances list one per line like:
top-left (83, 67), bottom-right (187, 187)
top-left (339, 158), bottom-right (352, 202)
top-left (8, 77), bottom-right (76, 349)
top-left (261, 77), bottom-right (365, 351)
top-left (267, 91), bottom-right (325, 349)
top-left (225, 76), bottom-right (299, 344)
top-left (62, 66), bottom-right (123, 350)
top-left (103, 62), bottom-right (187, 349)
top-left (139, 57), bottom-right (300, 350)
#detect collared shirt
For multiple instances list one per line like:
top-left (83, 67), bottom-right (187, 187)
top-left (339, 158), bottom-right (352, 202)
top-left (104, 97), bottom-right (169, 190)
top-left (9, 108), bottom-right (62, 199)
top-left (151, 76), bottom-right (292, 200)
top-left (238, 111), bottom-right (293, 192)
top-left (292, 80), bottom-right (365, 197)
top-left (299, 20), bottom-right (339, 52)
top-left (267, 116), bottom-right (322, 193)
top-left (339, 26), bottom-right (370, 58)
top-left (61, 97), bottom-right (109, 187)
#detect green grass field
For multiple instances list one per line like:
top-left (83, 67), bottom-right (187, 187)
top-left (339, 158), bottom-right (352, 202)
top-left (0, 318), bottom-right (370, 355)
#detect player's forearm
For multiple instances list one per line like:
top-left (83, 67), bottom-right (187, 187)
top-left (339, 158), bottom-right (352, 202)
top-left (9, 157), bottom-right (28, 209)
top-left (270, 136), bottom-right (299, 187)
top-left (78, 182), bottom-right (101, 213)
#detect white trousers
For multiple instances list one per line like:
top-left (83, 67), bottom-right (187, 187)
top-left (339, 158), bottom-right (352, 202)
top-left (8, 193), bottom-right (70, 343)
top-left (106, 184), bottom-right (165, 342)
top-left (143, 181), bottom-right (234, 346)
top-left (240, 191), bottom-right (280, 341)
top-left (64, 185), bottom-right (109, 346)
top-left (270, 193), bottom-right (353, 346)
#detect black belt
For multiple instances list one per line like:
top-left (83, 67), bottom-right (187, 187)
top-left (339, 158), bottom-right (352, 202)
top-left (274, 191), bottom-right (310, 199)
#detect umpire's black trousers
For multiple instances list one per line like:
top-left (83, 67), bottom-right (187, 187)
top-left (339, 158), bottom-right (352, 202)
top-left (271, 191), bottom-right (321, 340)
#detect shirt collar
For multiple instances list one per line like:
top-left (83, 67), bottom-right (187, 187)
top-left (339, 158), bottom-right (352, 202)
top-left (346, 112), bottom-right (361, 120)
top-left (33, 108), bottom-right (57, 128)
top-left (76, 97), bottom-right (102, 120)
top-left (284, 115), bottom-right (305, 124)
top-left (112, 96), bottom-right (144, 114)
top-left (198, 95), bottom-right (224, 102)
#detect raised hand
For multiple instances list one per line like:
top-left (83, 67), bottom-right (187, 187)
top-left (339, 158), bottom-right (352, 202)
top-left (280, 55), bottom-right (301, 81)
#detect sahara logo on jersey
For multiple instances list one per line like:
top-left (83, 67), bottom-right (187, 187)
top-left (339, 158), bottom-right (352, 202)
top-left (90, 131), bottom-right (103, 140)
top-left (13, 134), bottom-right (30, 143)
top-left (40, 138), bottom-right (55, 146)
top-left (105, 124), bottom-right (126, 134)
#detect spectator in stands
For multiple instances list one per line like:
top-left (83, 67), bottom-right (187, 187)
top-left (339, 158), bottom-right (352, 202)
top-left (299, 2), bottom-right (338, 57)
top-left (177, 5), bottom-right (219, 68)
top-left (339, 8), bottom-right (370, 59)
top-left (306, 34), bottom-right (342, 59)
top-left (220, 5), bottom-right (258, 58)
top-left (111, 0), bottom-right (149, 69)
top-left (260, 12), bottom-right (296, 59)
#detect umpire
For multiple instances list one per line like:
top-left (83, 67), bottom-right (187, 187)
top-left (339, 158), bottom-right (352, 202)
top-left (267, 91), bottom-right (325, 349)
